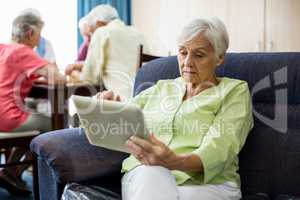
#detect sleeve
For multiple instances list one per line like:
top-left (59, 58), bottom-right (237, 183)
top-left (77, 40), bottom-right (89, 61)
top-left (192, 82), bottom-right (254, 184)
top-left (43, 39), bottom-right (56, 63)
top-left (128, 81), bottom-right (162, 108)
top-left (16, 46), bottom-right (49, 79)
top-left (81, 30), bottom-right (109, 84)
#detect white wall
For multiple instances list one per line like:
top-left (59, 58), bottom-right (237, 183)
top-left (0, 0), bottom-right (77, 70)
top-left (132, 0), bottom-right (228, 56)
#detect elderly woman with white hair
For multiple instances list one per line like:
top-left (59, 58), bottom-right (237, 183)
top-left (66, 4), bottom-right (146, 100)
top-left (96, 18), bottom-right (253, 200)
top-left (64, 4), bottom-right (120, 75)
top-left (77, 15), bottom-right (92, 61)
top-left (0, 12), bottom-right (65, 195)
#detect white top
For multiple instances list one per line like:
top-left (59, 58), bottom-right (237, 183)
top-left (81, 19), bottom-right (147, 100)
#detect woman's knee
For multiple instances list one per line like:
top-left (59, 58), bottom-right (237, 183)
top-left (122, 165), bottom-right (179, 200)
top-left (129, 165), bottom-right (174, 184)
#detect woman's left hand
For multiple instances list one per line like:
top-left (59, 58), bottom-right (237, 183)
top-left (125, 134), bottom-right (183, 170)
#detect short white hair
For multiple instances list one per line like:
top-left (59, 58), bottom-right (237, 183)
top-left (78, 15), bottom-right (92, 30)
top-left (88, 4), bottom-right (119, 26)
top-left (20, 8), bottom-right (42, 19)
top-left (177, 18), bottom-right (229, 57)
top-left (12, 12), bottom-right (44, 42)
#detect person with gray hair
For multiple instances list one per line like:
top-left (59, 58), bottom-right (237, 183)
top-left (18, 8), bottom-right (56, 63)
top-left (66, 4), bottom-right (146, 100)
top-left (76, 15), bottom-right (92, 61)
top-left (92, 18), bottom-right (253, 200)
top-left (87, 4), bottom-right (119, 33)
top-left (0, 12), bottom-right (65, 195)
top-left (65, 4), bottom-right (118, 74)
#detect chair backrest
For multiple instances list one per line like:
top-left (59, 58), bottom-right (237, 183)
top-left (137, 45), bottom-right (162, 69)
top-left (133, 52), bottom-right (300, 198)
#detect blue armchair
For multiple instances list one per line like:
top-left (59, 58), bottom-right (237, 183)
top-left (31, 53), bottom-right (300, 200)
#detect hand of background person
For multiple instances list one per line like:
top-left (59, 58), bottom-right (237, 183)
top-left (65, 62), bottom-right (84, 75)
top-left (68, 70), bottom-right (82, 84)
top-left (95, 90), bottom-right (121, 102)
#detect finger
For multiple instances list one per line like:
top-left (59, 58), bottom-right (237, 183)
top-left (126, 139), bottom-right (144, 157)
top-left (149, 133), bottom-right (165, 147)
top-left (115, 95), bottom-right (121, 102)
top-left (126, 139), bottom-right (151, 164)
top-left (101, 91), bottom-right (114, 100)
top-left (95, 92), bottom-right (101, 99)
top-left (130, 136), bottom-right (153, 153)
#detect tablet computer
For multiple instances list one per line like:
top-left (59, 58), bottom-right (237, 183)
top-left (71, 95), bottom-right (149, 153)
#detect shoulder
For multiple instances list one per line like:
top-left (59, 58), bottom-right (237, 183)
top-left (90, 28), bottom-right (110, 45)
top-left (156, 77), bottom-right (182, 87)
top-left (220, 77), bottom-right (251, 101)
top-left (136, 77), bottom-right (181, 96)
top-left (1, 44), bottom-right (34, 62)
top-left (221, 77), bottom-right (249, 91)
top-left (14, 44), bottom-right (34, 55)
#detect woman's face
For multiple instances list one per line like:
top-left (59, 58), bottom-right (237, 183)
top-left (30, 28), bottom-right (41, 48)
top-left (177, 33), bottom-right (224, 85)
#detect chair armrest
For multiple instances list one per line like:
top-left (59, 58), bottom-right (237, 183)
top-left (30, 128), bottom-right (128, 183)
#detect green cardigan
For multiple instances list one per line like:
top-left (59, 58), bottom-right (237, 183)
top-left (122, 77), bottom-right (253, 187)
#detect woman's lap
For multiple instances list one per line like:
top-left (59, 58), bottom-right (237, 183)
top-left (122, 165), bottom-right (241, 200)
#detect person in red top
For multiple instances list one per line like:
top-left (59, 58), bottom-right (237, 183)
top-left (0, 12), bottom-right (65, 195)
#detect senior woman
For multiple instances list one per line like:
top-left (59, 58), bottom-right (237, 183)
top-left (96, 18), bottom-right (253, 200)
top-left (0, 13), bottom-right (65, 194)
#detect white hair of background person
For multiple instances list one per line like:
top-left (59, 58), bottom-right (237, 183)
top-left (87, 4), bottom-right (119, 26)
top-left (177, 18), bottom-right (229, 58)
top-left (78, 15), bottom-right (92, 29)
top-left (11, 12), bottom-right (44, 43)
top-left (78, 15), bottom-right (92, 36)
top-left (19, 8), bottom-right (42, 19)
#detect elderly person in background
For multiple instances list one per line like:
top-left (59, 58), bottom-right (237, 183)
top-left (77, 15), bottom-right (92, 61)
top-left (0, 12), bottom-right (65, 195)
top-left (64, 15), bottom-right (92, 83)
top-left (21, 8), bottom-right (56, 64)
top-left (95, 18), bottom-right (253, 200)
top-left (65, 4), bottom-right (146, 100)
top-left (20, 8), bottom-right (57, 115)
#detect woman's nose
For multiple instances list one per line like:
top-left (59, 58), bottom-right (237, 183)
top-left (183, 54), bottom-right (193, 67)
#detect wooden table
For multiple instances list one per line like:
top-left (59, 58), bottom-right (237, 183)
top-left (29, 83), bottom-right (102, 130)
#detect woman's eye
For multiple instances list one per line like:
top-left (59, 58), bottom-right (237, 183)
top-left (195, 54), bottom-right (204, 58)
top-left (180, 51), bottom-right (187, 56)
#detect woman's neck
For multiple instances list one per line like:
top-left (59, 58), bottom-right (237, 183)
top-left (184, 76), bottom-right (219, 100)
top-left (11, 39), bottom-right (34, 49)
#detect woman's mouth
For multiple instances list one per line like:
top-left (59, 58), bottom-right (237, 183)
top-left (183, 71), bottom-right (196, 74)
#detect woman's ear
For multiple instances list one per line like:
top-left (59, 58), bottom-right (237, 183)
top-left (96, 21), bottom-right (107, 28)
top-left (26, 29), bottom-right (33, 39)
top-left (216, 54), bottom-right (225, 66)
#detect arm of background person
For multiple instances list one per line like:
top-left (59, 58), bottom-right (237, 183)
top-left (35, 64), bottom-right (66, 84)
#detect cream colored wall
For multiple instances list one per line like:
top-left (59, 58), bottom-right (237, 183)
top-left (132, 0), bottom-right (225, 55)
top-left (132, 0), bottom-right (300, 55)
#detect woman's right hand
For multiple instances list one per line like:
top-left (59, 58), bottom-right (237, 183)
top-left (65, 63), bottom-right (84, 75)
top-left (95, 90), bottom-right (121, 101)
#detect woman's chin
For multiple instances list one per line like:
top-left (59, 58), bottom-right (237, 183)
top-left (183, 75), bottom-right (196, 83)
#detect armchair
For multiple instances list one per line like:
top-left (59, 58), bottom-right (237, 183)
top-left (31, 53), bottom-right (300, 200)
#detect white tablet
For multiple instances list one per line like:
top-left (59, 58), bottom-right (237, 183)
top-left (71, 95), bottom-right (149, 153)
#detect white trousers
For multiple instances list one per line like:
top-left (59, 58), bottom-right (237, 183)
top-left (122, 165), bottom-right (241, 200)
